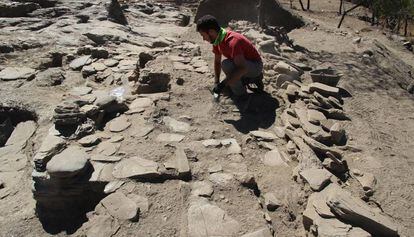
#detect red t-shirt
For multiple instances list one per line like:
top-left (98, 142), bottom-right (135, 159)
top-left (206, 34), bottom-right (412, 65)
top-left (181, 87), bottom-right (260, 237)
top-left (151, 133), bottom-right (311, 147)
top-left (213, 30), bottom-right (261, 62)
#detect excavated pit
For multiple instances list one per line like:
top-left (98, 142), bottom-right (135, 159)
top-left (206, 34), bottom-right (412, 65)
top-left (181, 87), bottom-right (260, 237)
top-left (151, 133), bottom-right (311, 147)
top-left (195, 0), bottom-right (304, 32)
top-left (0, 105), bottom-right (38, 147)
top-left (33, 169), bottom-right (108, 234)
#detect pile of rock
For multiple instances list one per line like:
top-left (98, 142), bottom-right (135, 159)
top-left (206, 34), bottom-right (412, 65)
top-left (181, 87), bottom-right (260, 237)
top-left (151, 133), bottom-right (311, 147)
top-left (271, 63), bottom-right (399, 236)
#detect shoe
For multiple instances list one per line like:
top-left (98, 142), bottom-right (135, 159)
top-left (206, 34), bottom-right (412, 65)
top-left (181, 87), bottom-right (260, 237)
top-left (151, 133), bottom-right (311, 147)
top-left (247, 73), bottom-right (264, 93)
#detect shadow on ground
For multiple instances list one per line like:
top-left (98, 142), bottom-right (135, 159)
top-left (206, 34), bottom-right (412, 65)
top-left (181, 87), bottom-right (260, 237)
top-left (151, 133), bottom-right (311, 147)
top-left (224, 92), bottom-right (279, 134)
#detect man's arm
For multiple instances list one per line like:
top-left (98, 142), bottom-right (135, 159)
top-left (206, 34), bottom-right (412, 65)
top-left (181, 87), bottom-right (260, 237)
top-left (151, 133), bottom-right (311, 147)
top-left (214, 53), bottom-right (222, 84)
top-left (224, 54), bottom-right (248, 86)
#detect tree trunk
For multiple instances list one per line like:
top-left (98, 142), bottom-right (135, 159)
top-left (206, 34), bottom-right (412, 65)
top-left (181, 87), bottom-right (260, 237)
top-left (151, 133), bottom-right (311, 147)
top-left (404, 17), bottom-right (408, 36)
top-left (307, 0), bottom-right (310, 10)
top-left (338, 3), bottom-right (362, 28)
top-left (298, 0), bottom-right (306, 11)
top-left (371, 7), bottom-right (375, 25)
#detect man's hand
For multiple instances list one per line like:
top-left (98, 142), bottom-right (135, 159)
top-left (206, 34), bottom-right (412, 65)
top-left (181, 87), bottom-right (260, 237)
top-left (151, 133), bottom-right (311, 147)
top-left (213, 81), bottom-right (226, 94)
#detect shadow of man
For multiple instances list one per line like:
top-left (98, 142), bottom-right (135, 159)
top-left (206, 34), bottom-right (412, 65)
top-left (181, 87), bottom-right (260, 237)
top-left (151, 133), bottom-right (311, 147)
top-left (224, 92), bottom-right (279, 134)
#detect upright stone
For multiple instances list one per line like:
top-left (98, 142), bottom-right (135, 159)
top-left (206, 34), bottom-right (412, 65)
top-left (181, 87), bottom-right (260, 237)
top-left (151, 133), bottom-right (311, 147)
top-left (175, 147), bottom-right (190, 178)
top-left (309, 82), bottom-right (340, 98)
top-left (327, 189), bottom-right (399, 236)
top-left (5, 121), bottom-right (37, 147)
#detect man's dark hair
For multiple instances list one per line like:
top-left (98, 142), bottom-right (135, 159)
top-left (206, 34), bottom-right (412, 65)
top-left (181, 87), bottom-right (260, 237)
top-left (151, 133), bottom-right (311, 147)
top-left (196, 15), bottom-right (220, 32)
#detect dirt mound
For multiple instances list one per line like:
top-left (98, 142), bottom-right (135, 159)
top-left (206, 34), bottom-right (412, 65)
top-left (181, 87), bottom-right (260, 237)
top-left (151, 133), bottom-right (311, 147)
top-left (195, 0), bottom-right (304, 31)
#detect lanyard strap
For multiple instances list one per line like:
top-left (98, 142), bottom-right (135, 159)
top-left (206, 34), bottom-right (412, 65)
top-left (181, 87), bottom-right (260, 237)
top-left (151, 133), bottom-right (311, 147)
top-left (213, 27), bottom-right (227, 46)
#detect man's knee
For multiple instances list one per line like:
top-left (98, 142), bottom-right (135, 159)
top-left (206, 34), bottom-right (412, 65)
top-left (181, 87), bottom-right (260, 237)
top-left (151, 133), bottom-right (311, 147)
top-left (221, 59), bottom-right (234, 75)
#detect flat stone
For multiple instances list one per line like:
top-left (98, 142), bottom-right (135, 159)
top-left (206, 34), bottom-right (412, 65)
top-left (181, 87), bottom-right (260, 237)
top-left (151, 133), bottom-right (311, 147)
top-left (299, 168), bottom-right (332, 191)
top-left (130, 125), bottom-right (154, 138)
top-left (273, 126), bottom-right (286, 138)
top-left (191, 181), bottom-right (214, 197)
top-left (103, 59), bottom-right (119, 67)
top-left (96, 142), bottom-right (120, 156)
top-left (175, 147), bottom-right (190, 177)
top-left (259, 141), bottom-right (277, 150)
top-left (33, 134), bottom-right (66, 165)
top-left (100, 192), bottom-right (138, 221)
top-left (69, 55), bottom-right (92, 70)
top-left (309, 82), bottom-right (340, 97)
top-left (330, 122), bottom-right (346, 144)
top-left (104, 180), bottom-right (125, 194)
top-left (112, 156), bottom-right (160, 179)
top-left (86, 215), bottom-right (120, 237)
top-left (275, 74), bottom-right (295, 88)
top-left (169, 55), bottom-right (188, 62)
top-left (70, 86), bottom-right (92, 96)
top-left (303, 183), bottom-right (341, 230)
top-left (164, 159), bottom-right (176, 170)
top-left (80, 104), bottom-right (99, 116)
top-left (263, 192), bottom-right (282, 211)
top-left (78, 134), bottom-right (101, 147)
top-left (129, 98), bottom-right (153, 110)
top-left (191, 60), bottom-right (208, 68)
top-left (163, 116), bottom-right (190, 133)
top-left (241, 228), bottom-right (273, 237)
top-left (188, 199), bottom-right (240, 237)
top-left (315, 218), bottom-right (352, 237)
top-left (90, 162), bottom-right (115, 182)
top-left (263, 149), bottom-right (288, 167)
top-left (107, 116), bottom-right (131, 132)
top-left (128, 194), bottom-right (149, 213)
top-left (327, 189), bottom-right (399, 236)
top-left (202, 139), bottom-right (222, 148)
top-left (82, 65), bottom-right (96, 77)
top-left (209, 173), bottom-right (233, 186)
top-left (208, 164), bottom-right (223, 174)
top-left (250, 130), bottom-right (277, 141)
top-left (273, 61), bottom-right (300, 79)
top-left (5, 121), bottom-right (37, 148)
top-left (195, 66), bottom-right (209, 73)
top-left (137, 93), bottom-right (170, 102)
top-left (307, 109), bottom-right (327, 124)
top-left (46, 146), bottom-right (89, 178)
top-left (91, 62), bottom-right (107, 71)
top-left (0, 67), bottom-right (36, 81)
top-left (294, 107), bottom-right (321, 135)
top-left (108, 135), bottom-right (124, 143)
top-left (91, 154), bottom-right (122, 162)
top-left (313, 198), bottom-right (336, 218)
top-left (173, 62), bottom-right (193, 71)
top-left (156, 133), bottom-right (184, 142)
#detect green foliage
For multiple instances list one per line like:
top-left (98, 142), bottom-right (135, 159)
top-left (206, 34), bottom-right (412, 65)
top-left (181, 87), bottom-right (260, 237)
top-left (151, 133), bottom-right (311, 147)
top-left (373, 0), bottom-right (414, 19)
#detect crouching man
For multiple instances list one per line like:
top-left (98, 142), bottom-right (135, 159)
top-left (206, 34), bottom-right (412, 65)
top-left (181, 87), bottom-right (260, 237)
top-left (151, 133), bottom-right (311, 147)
top-left (196, 15), bottom-right (264, 99)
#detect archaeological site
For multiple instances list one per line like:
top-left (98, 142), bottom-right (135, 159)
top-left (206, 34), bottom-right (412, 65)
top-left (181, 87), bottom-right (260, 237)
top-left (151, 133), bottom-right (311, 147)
top-left (0, 0), bottom-right (413, 236)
